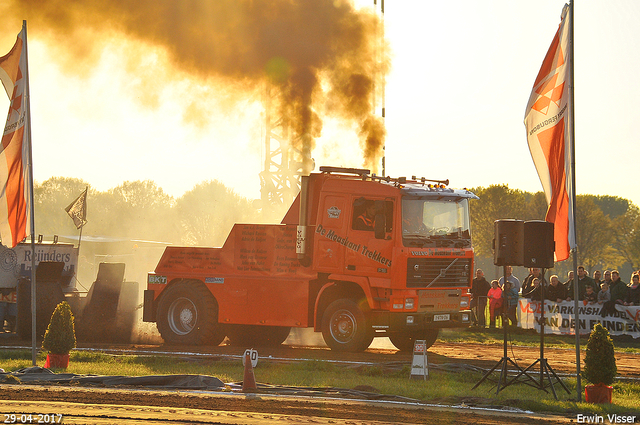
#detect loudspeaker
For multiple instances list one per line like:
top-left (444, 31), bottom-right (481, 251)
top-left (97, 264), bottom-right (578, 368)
top-left (493, 219), bottom-right (524, 266)
top-left (523, 220), bottom-right (555, 268)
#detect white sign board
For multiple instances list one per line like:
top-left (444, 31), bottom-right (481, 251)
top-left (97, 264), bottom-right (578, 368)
top-left (410, 340), bottom-right (428, 380)
top-left (519, 299), bottom-right (640, 338)
top-left (242, 349), bottom-right (259, 368)
top-left (0, 243), bottom-right (78, 289)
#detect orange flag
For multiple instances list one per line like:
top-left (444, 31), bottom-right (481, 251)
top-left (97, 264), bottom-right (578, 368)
top-left (524, 4), bottom-right (575, 262)
top-left (0, 24), bottom-right (31, 248)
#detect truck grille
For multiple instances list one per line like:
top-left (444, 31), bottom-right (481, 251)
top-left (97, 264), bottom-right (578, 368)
top-left (407, 258), bottom-right (471, 288)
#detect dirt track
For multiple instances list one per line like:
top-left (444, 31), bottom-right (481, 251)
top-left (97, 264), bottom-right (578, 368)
top-left (1, 335), bottom-right (638, 424)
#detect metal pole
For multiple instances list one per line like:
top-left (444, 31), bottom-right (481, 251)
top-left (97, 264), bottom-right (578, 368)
top-left (568, 0), bottom-right (581, 402)
top-left (22, 20), bottom-right (37, 366)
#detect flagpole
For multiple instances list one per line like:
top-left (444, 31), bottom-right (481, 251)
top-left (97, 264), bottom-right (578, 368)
top-left (21, 20), bottom-right (37, 367)
top-left (568, 1), bottom-right (582, 402)
top-left (77, 186), bottom-right (88, 252)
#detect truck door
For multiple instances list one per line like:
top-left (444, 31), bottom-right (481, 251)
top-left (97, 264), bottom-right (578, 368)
top-left (345, 198), bottom-right (394, 275)
top-left (313, 194), bottom-right (348, 273)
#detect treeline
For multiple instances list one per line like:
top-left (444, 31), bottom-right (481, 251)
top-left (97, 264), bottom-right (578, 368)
top-left (470, 185), bottom-right (640, 280)
top-left (34, 177), bottom-right (286, 247)
top-left (33, 178), bottom-right (639, 278)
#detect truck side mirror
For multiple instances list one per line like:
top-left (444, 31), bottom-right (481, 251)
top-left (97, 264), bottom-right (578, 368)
top-left (374, 214), bottom-right (386, 239)
top-left (374, 200), bottom-right (386, 240)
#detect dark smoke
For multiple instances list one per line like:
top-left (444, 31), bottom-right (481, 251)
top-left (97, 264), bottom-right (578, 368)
top-left (6, 0), bottom-right (388, 173)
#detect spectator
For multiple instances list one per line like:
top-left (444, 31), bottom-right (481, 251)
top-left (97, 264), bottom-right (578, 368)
top-left (487, 280), bottom-right (503, 328)
top-left (564, 271), bottom-right (575, 301)
top-left (498, 265), bottom-right (521, 294)
top-left (593, 270), bottom-right (602, 285)
top-left (610, 270), bottom-right (628, 305)
top-left (546, 275), bottom-right (565, 303)
top-left (577, 266), bottom-right (596, 300)
top-left (583, 285), bottom-right (598, 305)
top-left (503, 280), bottom-right (519, 327)
top-left (528, 277), bottom-right (543, 301)
top-left (470, 268), bottom-right (491, 328)
top-left (597, 282), bottom-right (611, 305)
top-left (522, 268), bottom-right (546, 295)
top-left (623, 273), bottom-right (640, 306)
top-left (602, 270), bottom-right (627, 317)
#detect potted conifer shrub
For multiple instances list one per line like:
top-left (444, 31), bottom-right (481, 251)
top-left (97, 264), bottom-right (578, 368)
top-left (582, 323), bottom-right (616, 403)
top-left (42, 301), bottom-right (76, 369)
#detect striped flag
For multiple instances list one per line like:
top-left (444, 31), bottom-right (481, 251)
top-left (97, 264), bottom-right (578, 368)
top-left (0, 24), bottom-right (31, 248)
top-left (524, 4), bottom-right (575, 262)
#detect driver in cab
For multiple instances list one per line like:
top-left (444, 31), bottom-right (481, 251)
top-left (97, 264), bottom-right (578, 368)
top-left (402, 202), bottom-right (428, 234)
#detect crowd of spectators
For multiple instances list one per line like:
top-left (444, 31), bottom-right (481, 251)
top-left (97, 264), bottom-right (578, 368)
top-left (470, 266), bottom-right (640, 328)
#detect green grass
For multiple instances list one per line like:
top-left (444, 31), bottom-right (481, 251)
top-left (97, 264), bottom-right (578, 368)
top-left (438, 327), bottom-right (640, 353)
top-left (1, 347), bottom-right (639, 417)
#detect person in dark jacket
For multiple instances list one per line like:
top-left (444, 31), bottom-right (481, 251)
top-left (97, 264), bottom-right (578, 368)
top-left (602, 270), bottom-right (628, 317)
top-left (624, 273), bottom-right (640, 306)
top-left (546, 275), bottom-right (565, 303)
top-left (470, 268), bottom-right (491, 327)
top-left (525, 277), bottom-right (544, 301)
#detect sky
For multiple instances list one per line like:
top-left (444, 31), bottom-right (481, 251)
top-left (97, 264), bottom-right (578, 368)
top-left (1, 0), bottom-right (639, 211)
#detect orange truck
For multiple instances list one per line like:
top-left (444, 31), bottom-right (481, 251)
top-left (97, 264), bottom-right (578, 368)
top-left (144, 166), bottom-right (478, 352)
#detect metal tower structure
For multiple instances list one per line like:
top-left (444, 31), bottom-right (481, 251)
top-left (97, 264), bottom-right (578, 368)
top-left (259, 84), bottom-right (309, 210)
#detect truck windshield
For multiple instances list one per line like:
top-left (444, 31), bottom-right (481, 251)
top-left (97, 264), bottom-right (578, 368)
top-left (402, 198), bottom-right (471, 247)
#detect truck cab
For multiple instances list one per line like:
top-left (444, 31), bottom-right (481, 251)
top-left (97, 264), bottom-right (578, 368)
top-left (293, 167), bottom-right (477, 351)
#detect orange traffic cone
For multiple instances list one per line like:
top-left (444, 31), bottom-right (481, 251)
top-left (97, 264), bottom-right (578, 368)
top-left (242, 352), bottom-right (257, 393)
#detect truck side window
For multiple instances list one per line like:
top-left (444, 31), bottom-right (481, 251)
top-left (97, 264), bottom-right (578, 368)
top-left (353, 199), bottom-right (375, 231)
top-left (352, 199), bottom-right (394, 233)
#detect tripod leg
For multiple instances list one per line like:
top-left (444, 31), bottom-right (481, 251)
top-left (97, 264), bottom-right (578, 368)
top-left (496, 357), bottom-right (510, 394)
top-left (472, 358), bottom-right (504, 390)
top-left (541, 361), bottom-right (559, 400)
top-left (545, 360), bottom-right (571, 394)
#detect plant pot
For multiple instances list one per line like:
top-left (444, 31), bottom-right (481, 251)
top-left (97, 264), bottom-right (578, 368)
top-left (585, 383), bottom-right (613, 404)
top-left (45, 353), bottom-right (69, 369)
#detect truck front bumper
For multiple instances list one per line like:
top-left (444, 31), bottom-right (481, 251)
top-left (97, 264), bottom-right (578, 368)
top-left (370, 310), bottom-right (471, 333)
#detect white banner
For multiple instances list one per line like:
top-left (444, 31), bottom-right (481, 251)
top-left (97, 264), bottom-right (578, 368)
top-left (518, 298), bottom-right (640, 338)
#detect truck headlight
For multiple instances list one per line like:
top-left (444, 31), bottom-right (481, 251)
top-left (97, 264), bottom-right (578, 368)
top-left (406, 316), bottom-right (414, 325)
top-left (460, 297), bottom-right (469, 308)
top-left (462, 313), bottom-right (470, 322)
top-left (404, 298), bottom-right (415, 310)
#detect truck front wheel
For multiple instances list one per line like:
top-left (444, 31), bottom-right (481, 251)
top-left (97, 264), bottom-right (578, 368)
top-left (321, 299), bottom-right (373, 352)
top-left (389, 329), bottom-right (439, 352)
top-left (156, 281), bottom-right (226, 346)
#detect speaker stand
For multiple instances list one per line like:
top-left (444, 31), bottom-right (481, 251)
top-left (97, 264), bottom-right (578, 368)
top-left (506, 268), bottom-right (571, 399)
top-left (472, 266), bottom-right (538, 394)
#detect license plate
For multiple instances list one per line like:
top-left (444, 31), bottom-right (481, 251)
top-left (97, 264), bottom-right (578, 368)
top-left (434, 314), bottom-right (450, 322)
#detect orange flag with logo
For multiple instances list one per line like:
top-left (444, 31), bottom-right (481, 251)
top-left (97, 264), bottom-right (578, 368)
top-left (524, 4), bottom-right (575, 262)
top-left (0, 24), bottom-right (31, 248)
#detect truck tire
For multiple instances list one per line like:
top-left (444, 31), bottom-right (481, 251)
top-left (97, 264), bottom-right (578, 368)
top-left (156, 281), bottom-right (225, 346)
top-left (321, 299), bottom-right (373, 352)
top-left (389, 329), bottom-right (439, 352)
top-left (226, 325), bottom-right (291, 347)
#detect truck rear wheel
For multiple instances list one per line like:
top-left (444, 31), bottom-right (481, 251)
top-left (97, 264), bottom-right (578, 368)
top-left (389, 329), bottom-right (439, 352)
top-left (156, 281), bottom-right (225, 346)
top-left (321, 299), bottom-right (373, 352)
top-left (226, 325), bottom-right (291, 347)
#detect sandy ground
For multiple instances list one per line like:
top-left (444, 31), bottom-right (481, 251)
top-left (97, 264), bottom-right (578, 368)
top-left (1, 330), bottom-right (638, 423)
